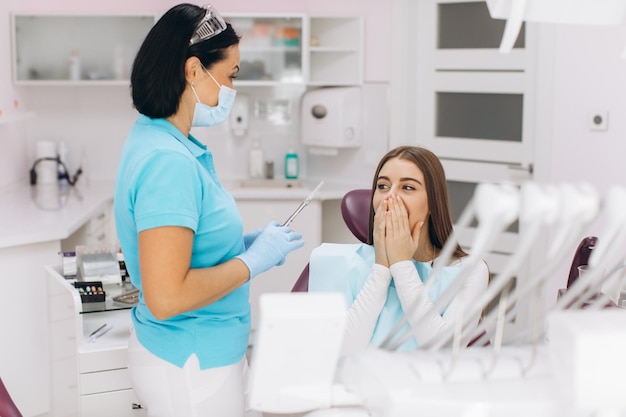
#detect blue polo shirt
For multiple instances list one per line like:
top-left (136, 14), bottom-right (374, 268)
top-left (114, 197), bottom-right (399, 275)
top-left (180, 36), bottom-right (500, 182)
top-left (114, 115), bottom-right (249, 369)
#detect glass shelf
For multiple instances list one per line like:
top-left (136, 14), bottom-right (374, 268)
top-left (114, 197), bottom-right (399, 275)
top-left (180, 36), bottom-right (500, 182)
top-left (12, 14), bottom-right (156, 84)
top-left (80, 280), bottom-right (138, 314)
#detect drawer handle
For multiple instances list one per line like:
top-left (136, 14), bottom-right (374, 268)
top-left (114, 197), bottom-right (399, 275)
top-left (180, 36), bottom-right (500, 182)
top-left (132, 403), bottom-right (144, 409)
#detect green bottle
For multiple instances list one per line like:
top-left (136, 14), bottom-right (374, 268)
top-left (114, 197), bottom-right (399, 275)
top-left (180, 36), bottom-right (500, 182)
top-left (285, 149), bottom-right (299, 179)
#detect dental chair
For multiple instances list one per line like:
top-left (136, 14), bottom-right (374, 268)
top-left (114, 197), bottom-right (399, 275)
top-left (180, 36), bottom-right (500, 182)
top-left (0, 377), bottom-right (23, 417)
top-left (291, 189), bottom-right (371, 292)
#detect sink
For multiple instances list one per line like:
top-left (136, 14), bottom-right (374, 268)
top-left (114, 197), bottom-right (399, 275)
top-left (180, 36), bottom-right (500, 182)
top-left (239, 179), bottom-right (304, 189)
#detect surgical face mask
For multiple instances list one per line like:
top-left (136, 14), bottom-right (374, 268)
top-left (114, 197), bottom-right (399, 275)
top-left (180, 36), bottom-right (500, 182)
top-left (190, 70), bottom-right (236, 127)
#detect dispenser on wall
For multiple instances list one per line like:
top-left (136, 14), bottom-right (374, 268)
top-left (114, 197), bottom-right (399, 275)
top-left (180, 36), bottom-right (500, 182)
top-left (300, 87), bottom-right (362, 155)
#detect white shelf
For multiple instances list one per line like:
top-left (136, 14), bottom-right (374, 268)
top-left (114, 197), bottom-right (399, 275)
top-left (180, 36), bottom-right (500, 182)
top-left (11, 14), bottom-right (156, 84)
top-left (0, 111), bottom-right (35, 124)
top-left (11, 13), bottom-right (363, 87)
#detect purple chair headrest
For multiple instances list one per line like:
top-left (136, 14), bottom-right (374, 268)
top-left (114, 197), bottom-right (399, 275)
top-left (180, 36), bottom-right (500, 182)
top-left (341, 189), bottom-right (372, 244)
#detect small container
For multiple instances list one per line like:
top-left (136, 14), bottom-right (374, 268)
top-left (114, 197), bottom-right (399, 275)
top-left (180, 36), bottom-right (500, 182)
top-left (249, 141), bottom-right (264, 179)
top-left (285, 149), bottom-right (299, 179)
top-left (265, 160), bottom-right (274, 179)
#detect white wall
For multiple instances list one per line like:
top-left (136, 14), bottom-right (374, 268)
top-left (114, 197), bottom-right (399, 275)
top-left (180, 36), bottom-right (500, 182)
top-left (549, 23), bottom-right (626, 191)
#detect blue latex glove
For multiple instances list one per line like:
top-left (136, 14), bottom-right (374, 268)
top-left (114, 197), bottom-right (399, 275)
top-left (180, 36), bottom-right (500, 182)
top-left (236, 220), bottom-right (304, 279)
top-left (243, 228), bottom-right (263, 251)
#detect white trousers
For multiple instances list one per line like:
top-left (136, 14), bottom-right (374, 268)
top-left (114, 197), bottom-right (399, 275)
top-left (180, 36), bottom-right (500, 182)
top-left (128, 327), bottom-right (259, 417)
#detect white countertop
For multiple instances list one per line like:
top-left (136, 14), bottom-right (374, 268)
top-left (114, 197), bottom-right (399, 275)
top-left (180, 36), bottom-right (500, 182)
top-left (0, 179), bottom-right (115, 249)
top-left (225, 178), bottom-right (360, 201)
top-left (0, 177), bottom-right (367, 249)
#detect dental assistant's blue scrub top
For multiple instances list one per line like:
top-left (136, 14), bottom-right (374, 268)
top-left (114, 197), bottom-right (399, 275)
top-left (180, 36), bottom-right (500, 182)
top-left (114, 115), bottom-right (249, 369)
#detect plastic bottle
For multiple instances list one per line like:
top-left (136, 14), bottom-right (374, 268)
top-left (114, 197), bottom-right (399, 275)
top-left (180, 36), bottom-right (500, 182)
top-left (69, 50), bottom-right (81, 81)
top-left (249, 141), bottom-right (264, 179)
top-left (285, 149), bottom-right (299, 179)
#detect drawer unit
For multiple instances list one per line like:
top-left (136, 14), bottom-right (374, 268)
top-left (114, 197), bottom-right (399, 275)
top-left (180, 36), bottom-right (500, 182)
top-left (80, 389), bottom-right (146, 417)
top-left (47, 266), bottom-right (144, 416)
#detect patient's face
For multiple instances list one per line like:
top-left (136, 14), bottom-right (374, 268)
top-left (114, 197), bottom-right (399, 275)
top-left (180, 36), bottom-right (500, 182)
top-left (373, 157), bottom-right (429, 231)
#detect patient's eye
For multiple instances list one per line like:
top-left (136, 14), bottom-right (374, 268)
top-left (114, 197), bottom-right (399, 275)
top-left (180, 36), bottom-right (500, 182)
top-left (376, 182), bottom-right (390, 190)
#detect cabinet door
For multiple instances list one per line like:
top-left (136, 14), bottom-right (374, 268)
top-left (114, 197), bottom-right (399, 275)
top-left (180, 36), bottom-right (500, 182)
top-left (226, 15), bottom-right (305, 85)
top-left (12, 14), bottom-right (155, 85)
top-left (308, 16), bottom-right (364, 86)
top-left (415, 0), bottom-right (536, 169)
top-left (81, 390), bottom-right (146, 417)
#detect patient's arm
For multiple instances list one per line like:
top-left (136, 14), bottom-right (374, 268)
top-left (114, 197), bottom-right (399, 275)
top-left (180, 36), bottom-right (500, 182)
top-left (342, 264), bottom-right (392, 355)
top-left (391, 257), bottom-right (489, 348)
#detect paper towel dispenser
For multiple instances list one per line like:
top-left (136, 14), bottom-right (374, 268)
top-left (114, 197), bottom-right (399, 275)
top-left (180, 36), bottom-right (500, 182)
top-left (300, 87), bottom-right (362, 152)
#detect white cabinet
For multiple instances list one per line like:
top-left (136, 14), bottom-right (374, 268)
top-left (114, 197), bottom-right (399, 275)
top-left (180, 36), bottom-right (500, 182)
top-left (415, 0), bottom-right (536, 168)
top-left (11, 13), bottom-right (363, 87)
top-left (225, 14), bottom-right (363, 86)
top-left (11, 14), bottom-right (156, 85)
top-left (308, 16), bottom-right (364, 86)
top-left (46, 265), bottom-right (145, 417)
top-left (227, 14), bottom-right (306, 85)
top-left (61, 200), bottom-right (117, 252)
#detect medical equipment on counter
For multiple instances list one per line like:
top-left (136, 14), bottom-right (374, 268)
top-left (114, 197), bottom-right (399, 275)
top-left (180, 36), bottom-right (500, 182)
top-left (281, 181), bottom-right (325, 227)
top-left (248, 181), bottom-right (626, 417)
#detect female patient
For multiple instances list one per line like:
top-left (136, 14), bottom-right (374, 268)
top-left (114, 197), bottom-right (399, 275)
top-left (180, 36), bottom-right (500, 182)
top-left (309, 146), bottom-right (489, 353)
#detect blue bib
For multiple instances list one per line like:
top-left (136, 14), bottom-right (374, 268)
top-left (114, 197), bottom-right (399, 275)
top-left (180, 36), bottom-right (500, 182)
top-left (309, 243), bottom-right (460, 350)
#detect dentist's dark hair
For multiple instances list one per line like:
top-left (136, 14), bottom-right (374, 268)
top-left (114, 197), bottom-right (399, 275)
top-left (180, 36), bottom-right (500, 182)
top-left (368, 146), bottom-right (467, 259)
top-left (131, 3), bottom-right (240, 118)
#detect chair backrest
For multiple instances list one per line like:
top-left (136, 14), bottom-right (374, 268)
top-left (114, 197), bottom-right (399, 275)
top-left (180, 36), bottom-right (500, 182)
top-left (566, 236), bottom-right (597, 288)
top-left (0, 377), bottom-right (23, 417)
top-left (340, 189), bottom-right (372, 244)
top-left (291, 188), bottom-right (372, 292)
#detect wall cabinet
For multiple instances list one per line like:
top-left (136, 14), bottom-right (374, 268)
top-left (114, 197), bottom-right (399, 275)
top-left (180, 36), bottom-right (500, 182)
top-left (46, 265), bottom-right (145, 417)
top-left (11, 13), bottom-right (363, 87)
top-left (11, 14), bottom-right (156, 85)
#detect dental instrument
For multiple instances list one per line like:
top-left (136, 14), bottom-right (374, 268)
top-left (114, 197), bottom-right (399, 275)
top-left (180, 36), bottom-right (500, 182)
top-left (281, 181), bottom-right (325, 227)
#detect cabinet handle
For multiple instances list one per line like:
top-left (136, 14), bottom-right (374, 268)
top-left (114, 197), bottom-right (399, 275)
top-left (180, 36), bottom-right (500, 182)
top-left (507, 163), bottom-right (533, 175)
top-left (132, 403), bottom-right (144, 409)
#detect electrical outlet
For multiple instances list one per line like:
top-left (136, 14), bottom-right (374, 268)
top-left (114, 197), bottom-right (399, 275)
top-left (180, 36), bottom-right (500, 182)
top-left (589, 111), bottom-right (609, 131)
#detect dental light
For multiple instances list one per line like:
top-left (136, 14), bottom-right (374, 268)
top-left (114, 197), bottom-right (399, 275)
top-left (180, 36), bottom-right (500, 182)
top-left (486, 0), bottom-right (626, 53)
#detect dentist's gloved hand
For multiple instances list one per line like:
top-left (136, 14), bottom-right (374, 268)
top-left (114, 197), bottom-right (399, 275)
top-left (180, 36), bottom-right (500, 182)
top-left (243, 228), bottom-right (263, 250)
top-left (236, 220), bottom-right (304, 280)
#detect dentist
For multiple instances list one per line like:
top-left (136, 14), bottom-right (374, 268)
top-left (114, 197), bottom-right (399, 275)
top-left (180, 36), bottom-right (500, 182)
top-left (114, 4), bottom-right (304, 416)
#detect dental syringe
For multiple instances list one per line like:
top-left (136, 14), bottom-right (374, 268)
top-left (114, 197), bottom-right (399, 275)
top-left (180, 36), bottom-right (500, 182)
top-left (281, 181), bottom-right (325, 227)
